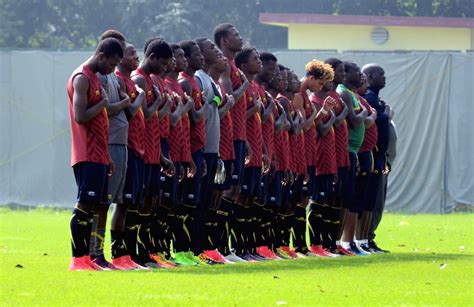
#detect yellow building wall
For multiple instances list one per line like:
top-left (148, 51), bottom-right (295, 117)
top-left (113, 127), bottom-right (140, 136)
top-left (288, 24), bottom-right (472, 51)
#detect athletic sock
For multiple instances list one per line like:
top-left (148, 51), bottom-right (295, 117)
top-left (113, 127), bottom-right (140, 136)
top-left (90, 227), bottom-right (106, 258)
top-left (70, 208), bottom-right (93, 258)
top-left (88, 214), bottom-right (99, 257)
top-left (110, 230), bottom-right (127, 259)
top-left (124, 210), bottom-right (139, 259)
top-left (306, 201), bottom-right (322, 247)
top-left (216, 199), bottom-right (232, 254)
top-left (293, 206), bottom-right (307, 252)
top-left (136, 213), bottom-right (152, 260)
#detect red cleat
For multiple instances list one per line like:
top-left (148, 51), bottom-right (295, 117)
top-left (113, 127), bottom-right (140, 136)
top-left (256, 246), bottom-right (278, 259)
top-left (112, 255), bottom-right (144, 270)
top-left (309, 245), bottom-right (335, 257)
top-left (84, 255), bottom-right (105, 270)
top-left (335, 245), bottom-right (356, 256)
top-left (279, 246), bottom-right (298, 259)
top-left (203, 250), bottom-right (227, 264)
top-left (69, 256), bottom-right (94, 271)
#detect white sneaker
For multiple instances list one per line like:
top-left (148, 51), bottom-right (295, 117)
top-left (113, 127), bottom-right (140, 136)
top-left (355, 242), bottom-right (372, 255)
top-left (224, 253), bottom-right (247, 263)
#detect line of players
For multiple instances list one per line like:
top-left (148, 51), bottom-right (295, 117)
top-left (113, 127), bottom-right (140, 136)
top-left (67, 23), bottom-right (393, 270)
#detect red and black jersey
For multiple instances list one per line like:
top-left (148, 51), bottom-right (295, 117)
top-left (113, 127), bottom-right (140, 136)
top-left (134, 67), bottom-right (160, 165)
top-left (253, 81), bottom-right (274, 164)
top-left (245, 83), bottom-right (263, 168)
top-left (151, 74), bottom-right (170, 140)
top-left (165, 76), bottom-right (191, 163)
top-left (330, 91), bottom-right (350, 168)
top-left (67, 64), bottom-right (109, 166)
top-left (227, 57), bottom-right (247, 142)
top-left (216, 80), bottom-right (235, 161)
top-left (312, 94), bottom-right (337, 175)
top-left (178, 71), bottom-right (206, 153)
top-left (115, 69), bottom-right (145, 159)
top-left (280, 94), bottom-right (306, 175)
top-left (358, 95), bottom-right (378, 153)
top-left (302, 90), bottom-right (317, 167)
top-left (273, 99), bottom-right (290, 172)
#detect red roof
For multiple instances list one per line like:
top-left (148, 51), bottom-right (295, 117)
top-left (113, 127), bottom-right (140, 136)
top-left (259, 13), bottom-right (474, 28)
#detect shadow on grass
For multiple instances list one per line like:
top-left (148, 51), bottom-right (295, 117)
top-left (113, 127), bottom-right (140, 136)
top-left (127, 252), bottom-right (473, 275)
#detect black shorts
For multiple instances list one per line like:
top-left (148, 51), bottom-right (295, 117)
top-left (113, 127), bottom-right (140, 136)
top-left (183, 149), bottom-right (204, 207)
top-left (200, 153), bottom-right (219, 211)
top-left (143, 163), bottom-right (161, 197)
top-left (214, 160), bottom-right (233, 191)
top-left (231, 140), bottom-right (246, 186)
top-left (259, 172), bottom-right (271, 204)
top-left (73, 161), bottom-right (108, 204)
top-left (316, 174), bottom-right (334, 203)
top-left (122, 149), bottom-right (144, 206)
top-left (162, 162), bottom-right (180, 209)
top-left (241, 166), bottom-right (262, 197)
top-left (357, 151), bottom-right (375, 212)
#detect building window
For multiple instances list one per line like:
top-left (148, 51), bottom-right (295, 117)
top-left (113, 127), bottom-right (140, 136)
top-left (371, 27), bottom-right (389, 45)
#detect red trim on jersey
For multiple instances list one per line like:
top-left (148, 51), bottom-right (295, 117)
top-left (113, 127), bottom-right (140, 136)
top-left (68, 64), bottom-right (109, 166)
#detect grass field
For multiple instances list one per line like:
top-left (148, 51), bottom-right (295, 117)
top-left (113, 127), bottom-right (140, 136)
top-left (0, 208), bottom-right (473, 306)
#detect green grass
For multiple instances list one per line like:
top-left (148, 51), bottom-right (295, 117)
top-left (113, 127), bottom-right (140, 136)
top-left (1, 208), bottom-right (473, 306)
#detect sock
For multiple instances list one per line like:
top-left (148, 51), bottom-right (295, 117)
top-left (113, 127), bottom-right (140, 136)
top-left (70, 208), bottom-right (93, 258)
top-left (341, 241), bottom-right (351, 249)
top-left (88, 214), bottom-right (99, 257)
top-left (90, 228), bottom-right (105, 258)
top-left (306, 201), bottom-right (322, 247)
top-left (292, 206), bottom-right (307, 252)
top-left (136, 213), bottom-right (152, 260)
top-left (124, 210), bottom-right (139, 259)
top-left (231, 203), bottom-right (246, 255)
top-left (215, 202), bottom-right (231, 255)
top-left (203, 209), bottom-right (217, 251)
top-left (110, 230), bottom-right (127, 259)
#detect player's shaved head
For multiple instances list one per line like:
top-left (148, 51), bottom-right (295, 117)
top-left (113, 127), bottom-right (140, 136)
top-left (96, 37), bottom-right (123, 58)
top-left (100, 29), bottom-right (126, 42)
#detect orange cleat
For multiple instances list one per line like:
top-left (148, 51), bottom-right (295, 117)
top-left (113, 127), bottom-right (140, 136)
top-left (69, 256), bottom-right (94, 271)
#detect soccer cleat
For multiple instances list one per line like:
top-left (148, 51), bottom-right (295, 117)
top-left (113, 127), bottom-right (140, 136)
top-left (256, 246), bottom-right (279, 260)
top-left (358, 243), bottom-right (373, 254)
top-left (279, 246), bottom-right (298, 259)
top-left (172, 252), bottom-right (198, 266)
top-left (92, 255), bottom-right (116, 270)
top-left (224, 253), bottom-right (247, 263)
top-left (348, 242), bottom-right (369, 256)
top-left (203, 250), bottom-right (227, 264)
top-left (69, 256), bottom-right (94, 271)
top-left (151, 253), bottom-right (178, 268)
top-left (250, 253), bottom-right (268, 261)
top-left (275, 248), bottom-right (292, 259)
top-left (369, 240), bottom-right (390, 253)
top-left (355, 242), bottom-right (372, 255)
top-left (334, 245), bottom-right (356, 256)
top-left (135, 256), bottom-right (163, 268)
top-left (112, 255), bottom-right (143, 270)
top-left (184, 251), bottom-right (203, 265)
top-left (309, 245), bottom-right (336, 257)
top-left (197, 253), bottom-right (221, 265)
top-left (295, 252), bottom-right (308, 258)
top-left (239, 253), bottom-right (259, 262)
top-left (84, 255), bottom-right (107, 270)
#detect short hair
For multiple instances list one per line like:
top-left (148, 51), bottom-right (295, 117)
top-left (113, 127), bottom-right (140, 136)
top-left (145, 39), bottom-right (172, 59)
top-left (96, 38), bottom-right (124, 58)
top-left (278, 64), bottom-right (287, 71)
top-left (213, 23), bottom-right (235, 48)
top-left (100, 29), bottom-right (126, 42)
top-left (343, 61), bottom-right (358, 73)
top-left (260, 52), bottom-right (277, 64)
top-left (169, 43), bottom-right (182, 52)
top-left (305, 60), bottom-right (334, 81)
top-left (324, 58), bottom-right (343, 71)
top-left (179, 40), bottom-right (198, 58)
top-left (143, 36), bottom-right (163, 54)
top-left (194, 37), bottom-right (209, 50)
top-left (235, 46), bottom-right (257, 68)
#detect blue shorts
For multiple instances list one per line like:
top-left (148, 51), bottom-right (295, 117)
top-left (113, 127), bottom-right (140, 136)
top-left (214, 160), bottom-right (233, 191)
top-left (143, 163), bottom-right (161, 197)
top-left (73, 162), bottom-right (108, 204)
top-left (344, 152), bottom-right (359, 213)
top-left (241, 166), bottom-right (262, 197)
top-left (231, 140), bottom-right (246, 186)
top-left (122, 149), bottom-right (144, 206)
top-left (265, 171), bottom-right (284, 209)
top-left (183, 149), bottom-right (204, 207)
top-left (162, 162), bottom-right (180, 209)
top-left (304, 166), bottom-right (317, 200)
top-left (372, 147), bottom-right (386, 173)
